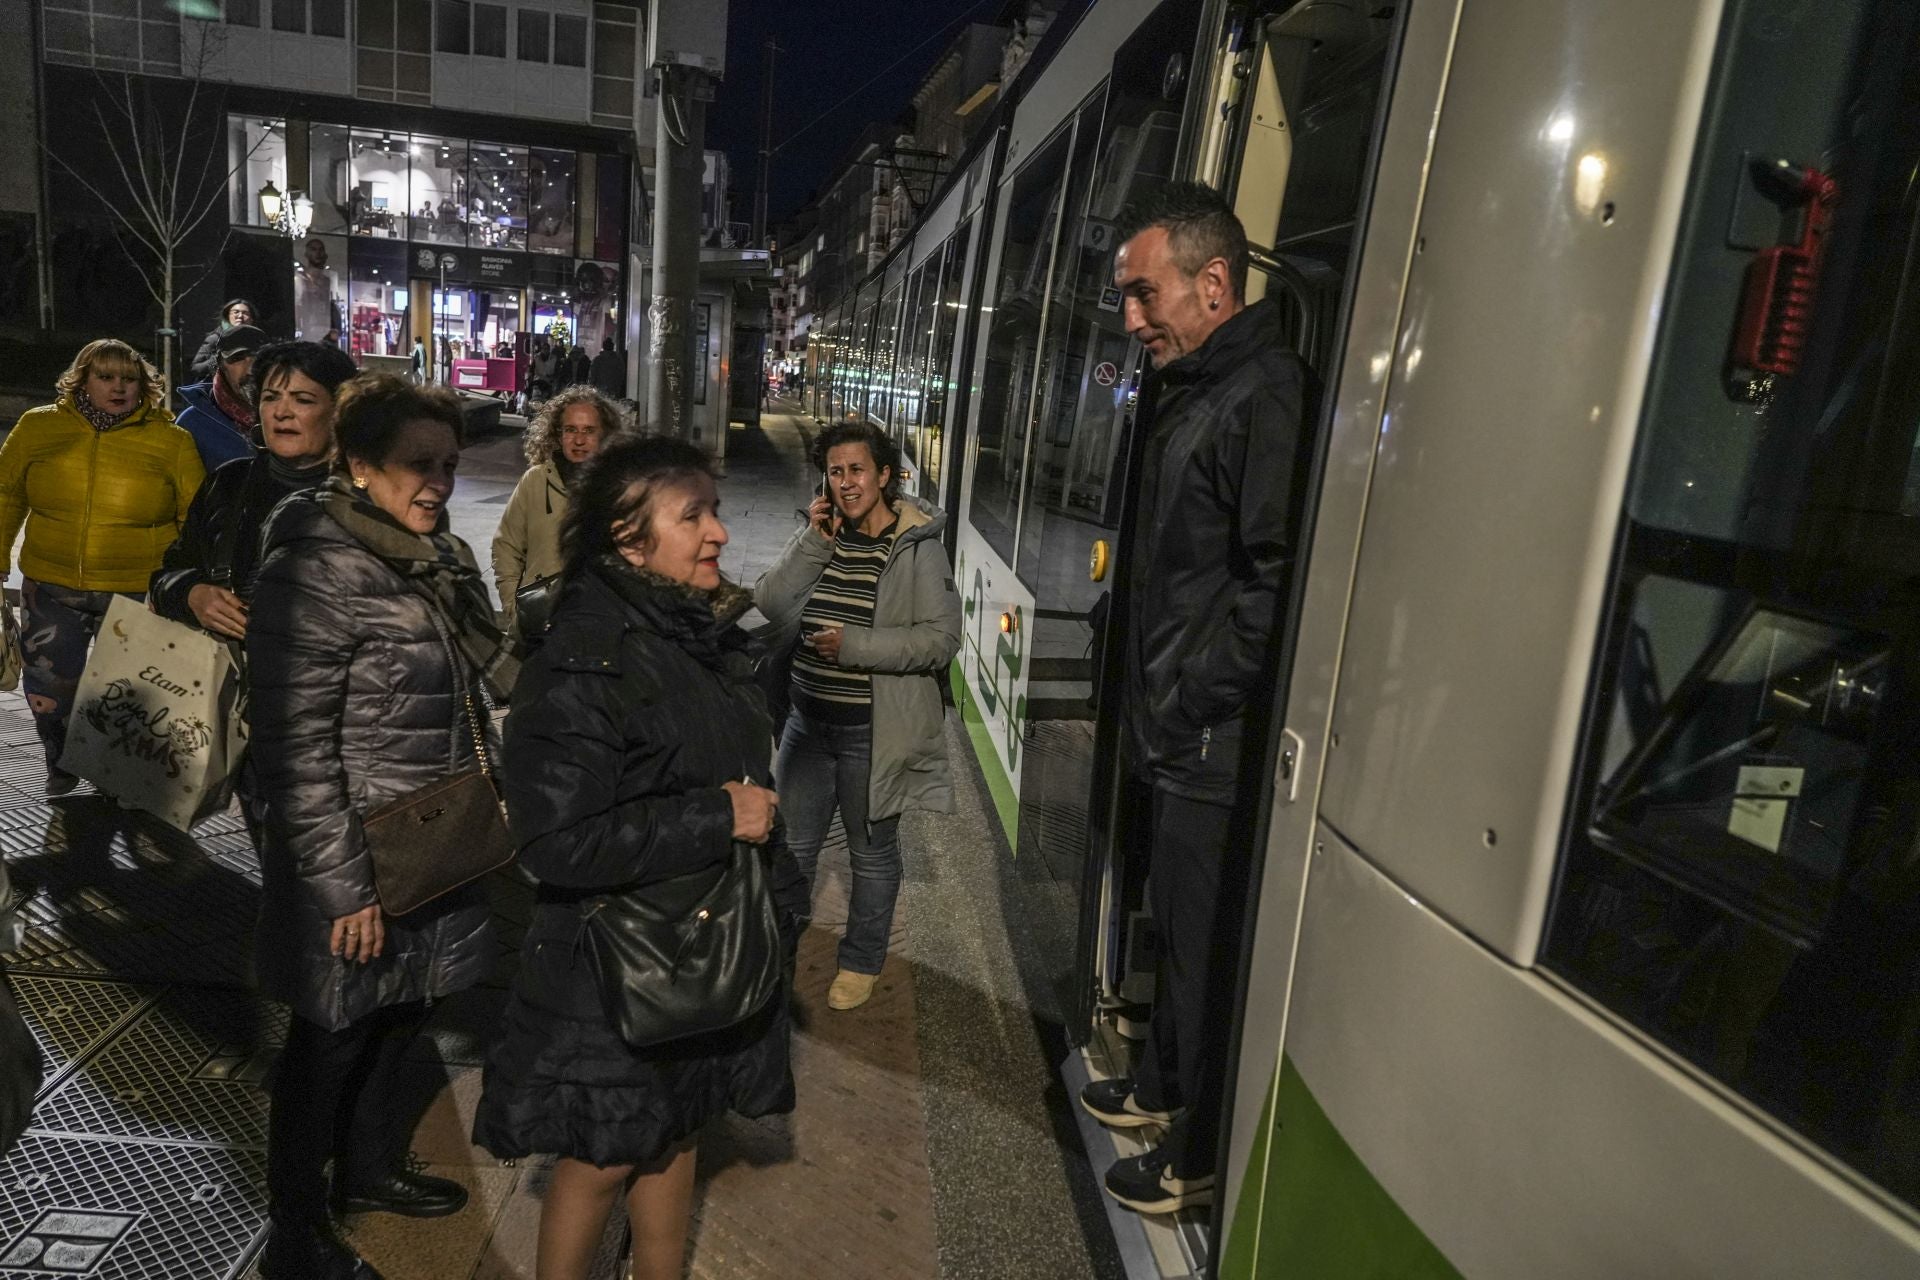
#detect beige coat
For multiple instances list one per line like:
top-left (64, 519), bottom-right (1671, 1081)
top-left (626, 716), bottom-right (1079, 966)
top-left (491, 462), bottom-right (568, 621)
top-left (755, 497), bottom-right (962, 820)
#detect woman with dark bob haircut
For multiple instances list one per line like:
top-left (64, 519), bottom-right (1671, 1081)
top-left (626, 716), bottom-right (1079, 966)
top-left (475, 435), bottom-right (805, 1280)
top-left (152, 341), bottom-right (360, 639)
top-left (247, 375), bottom-right (515, 1279)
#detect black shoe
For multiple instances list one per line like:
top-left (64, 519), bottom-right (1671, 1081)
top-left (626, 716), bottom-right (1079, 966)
top-left (44, 769), bottom-right (78, 797)
top-left (1105, 1147), bottom-right (1214, 1214)
top-left (334, 1161), bottom-right (469, 1219)
top-left (259, 1220), bottom-right (386, 1279)
top-left (1080, 1076), bottom-right (1175, 1129)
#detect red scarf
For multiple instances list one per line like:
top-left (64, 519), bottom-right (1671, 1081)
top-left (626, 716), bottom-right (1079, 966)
top-left (212, 372), bottom-right (258, 433)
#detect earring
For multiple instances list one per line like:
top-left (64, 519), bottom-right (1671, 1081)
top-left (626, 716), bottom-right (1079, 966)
top-left (1209, 298), bottom-right (1220, 310)
top-left (352, 475), bottom-right (368, 490)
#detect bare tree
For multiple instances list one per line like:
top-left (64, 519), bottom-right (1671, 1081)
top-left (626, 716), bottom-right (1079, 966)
top-left (43, 22), bottom-right (265, 387)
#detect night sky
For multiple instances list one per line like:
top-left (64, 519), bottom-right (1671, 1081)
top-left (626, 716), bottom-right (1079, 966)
top-left (708, 0), bottom-right (1005, 233)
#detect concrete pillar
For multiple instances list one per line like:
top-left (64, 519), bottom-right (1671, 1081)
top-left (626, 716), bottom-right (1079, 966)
top-left (646, 64), bottom-right (709, 440)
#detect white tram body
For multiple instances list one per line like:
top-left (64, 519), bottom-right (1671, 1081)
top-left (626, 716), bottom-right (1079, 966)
top-left (804, 0), bottom-right (1920, 1274)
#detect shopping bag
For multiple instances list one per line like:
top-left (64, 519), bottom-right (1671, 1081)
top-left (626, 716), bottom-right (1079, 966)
top-left (59, 596), bottom-right (248, 832)
top-left (0, 599), bottom-right (22, 693)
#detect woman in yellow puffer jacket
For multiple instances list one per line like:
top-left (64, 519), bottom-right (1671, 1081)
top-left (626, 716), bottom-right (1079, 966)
top-left (0, 339), bottom-right (205, 794)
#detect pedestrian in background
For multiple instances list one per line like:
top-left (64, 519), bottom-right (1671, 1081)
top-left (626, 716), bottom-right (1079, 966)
top-left (755, 421), bottom-right (962, 1011)
top-left (190, 298), bottom-right (257, 381)
top-left (176, 323), bottom-right (268, 473)
top-left (491, 385), bottom-right (623, 635)
top-left (475, 435), bottom-right (802, 1280)
top-left (589, 335), bottom-right (625, 398)
top-left (0, 339), bottom-right (204, 795)
top-left (246, 375), bottom-right (514, 1280)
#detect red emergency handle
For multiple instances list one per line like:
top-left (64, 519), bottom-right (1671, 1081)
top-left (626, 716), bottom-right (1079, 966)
top-left (1730, 163), bottom-right (1837, 378)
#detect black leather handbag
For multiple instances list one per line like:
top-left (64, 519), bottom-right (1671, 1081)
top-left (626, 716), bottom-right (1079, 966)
top-left (364, 685), bottom-right (514, 917)
top-left (583, 839), bottom-right (785, 1049)
top-left (514, 573), bottom-right (563, 642)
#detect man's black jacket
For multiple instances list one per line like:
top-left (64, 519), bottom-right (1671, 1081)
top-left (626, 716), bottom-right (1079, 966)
top-left (1123, 297), bottom-right (1310, 805)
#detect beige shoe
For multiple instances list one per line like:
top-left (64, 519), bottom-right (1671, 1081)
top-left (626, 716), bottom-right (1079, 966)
top-left (827, 969), bottom-right (877, 1010)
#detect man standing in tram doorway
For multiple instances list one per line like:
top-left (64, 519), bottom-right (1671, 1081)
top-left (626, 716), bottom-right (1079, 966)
top-left (1083, 181), bottom-right (1309, 1215)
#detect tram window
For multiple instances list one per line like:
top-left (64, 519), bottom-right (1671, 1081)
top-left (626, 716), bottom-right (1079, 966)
top-left (967, 127), bottom-right (1074, 564)
top-left (870, 282), bottom-right (903, 429)
top-left (900, 252), bottom-right (939, 474)
top-left (1543, 0), bottom-right (1920, 1211)
top-left (922, 224), bottom-right (969, 503)
top-left (1011, 97), bottom-right (1105, 590)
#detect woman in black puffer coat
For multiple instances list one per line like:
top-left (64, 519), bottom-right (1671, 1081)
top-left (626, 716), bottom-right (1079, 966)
top-left (248, 376), bottom-right (518, 1280)
top-left (474, 435), bottom-right (804, 1280)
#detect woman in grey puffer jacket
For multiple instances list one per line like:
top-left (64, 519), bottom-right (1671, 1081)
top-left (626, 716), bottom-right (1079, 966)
top-left (247, 376), bottom-right (517, 1280)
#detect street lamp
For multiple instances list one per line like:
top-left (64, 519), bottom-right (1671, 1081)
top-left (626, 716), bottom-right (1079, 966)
top-left (258, 181), bottom-right (314, 237)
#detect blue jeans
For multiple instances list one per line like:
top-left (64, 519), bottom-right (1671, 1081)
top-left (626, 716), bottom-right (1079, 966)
top-left (776, 709), bottom-right (901, 976)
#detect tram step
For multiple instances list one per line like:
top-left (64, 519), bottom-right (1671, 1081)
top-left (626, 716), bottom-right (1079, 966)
top-left (1026, 689), bottom-right (1095, 723)
top-left (1029, 655), bottom-right (1092, 682)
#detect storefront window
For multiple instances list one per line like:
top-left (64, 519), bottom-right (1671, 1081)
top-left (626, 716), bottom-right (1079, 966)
top-left (473, 289), bottom-right (522, 354)
top-left (528, 147), bottom-right (576, 256)
top-left (308, 123), bottom-right (353, 236)
top-left (409, 135), bottom-right (469, 245)
top-left (347, 237), bottom-right (408, 359)
top-left (228, 117), bottom-right (289, 230)
top-left (292, 233), bottom-right (348, 342)
top-left (468, 142), bottom-right (528, 251)
top-left (347, 130), bottom-right (408, 238)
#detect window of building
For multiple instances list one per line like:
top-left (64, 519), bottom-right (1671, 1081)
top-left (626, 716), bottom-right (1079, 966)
top-left (226, 0), bottom-right (260, 26)
top-left (312, 0), bottom-right (345, 36)
top-left (516, 8), bottom-right (548, 62)
top-left (41, 0), bottom-right (183, 73)
top-left (346, 130), bottom-right (409, 237)
top-left (472, 2), bottom-right (504, 56)
top-left (272, 0), bottom-right (305, 32)
top-left (468, 142), bottom-right (528, 250)
top-left (226, 116), bottom-right (289, 231)
top-left (410, 135), bottom-right (469, 245)
top-left (435, 0), bottom-right (468, 53)
top-left (1542, 0), bottom-right (1920, 1216)
top-left (357, 0), bottom-right (431, 104)
top-left (553, 12), bottom-right (586, 66)
top-left (591, 2), bottom-right (637, 126)
top-left (308, 123), bottom-right (353, 236)
top-left (527, 148), bottom-right (575, 255)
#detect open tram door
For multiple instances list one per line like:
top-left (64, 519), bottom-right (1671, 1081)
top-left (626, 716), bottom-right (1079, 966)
top-left (1062, 2), bottom-right (1411, 1273)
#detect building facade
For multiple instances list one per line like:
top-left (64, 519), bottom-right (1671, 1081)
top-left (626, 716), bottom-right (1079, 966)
top-left (18, 0), bottom-right (695, 384)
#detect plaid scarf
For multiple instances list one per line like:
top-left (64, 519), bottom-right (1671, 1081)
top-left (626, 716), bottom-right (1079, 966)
top-left (317, 477), bottom-right (521, 700)
top-left (71, 389), bottom-right (135, 432)
top-left (211, 372), bottom-right (258, 433)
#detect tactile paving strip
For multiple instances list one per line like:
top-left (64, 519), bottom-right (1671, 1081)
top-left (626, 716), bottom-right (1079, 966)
top-left (0, 1132), bottom-right (265, 1279)
top-left (5, 975), bottom-right (148, 1079)
top-left (32, 990), bottom-right (280, 1150)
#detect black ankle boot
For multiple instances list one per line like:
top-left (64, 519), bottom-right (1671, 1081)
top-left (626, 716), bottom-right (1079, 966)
top-left (333, 1157), bottom-right (468, 1219)
top-left (259, 1218), bottom-right (385, 1280)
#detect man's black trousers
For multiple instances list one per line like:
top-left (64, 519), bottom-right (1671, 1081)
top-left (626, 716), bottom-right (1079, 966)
top-left (1132, 786), bottom-right (1257, 1178)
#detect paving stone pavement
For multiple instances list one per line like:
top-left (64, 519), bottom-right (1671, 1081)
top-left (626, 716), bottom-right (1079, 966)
top-left (0, 406), bottom-right (1115, 1279)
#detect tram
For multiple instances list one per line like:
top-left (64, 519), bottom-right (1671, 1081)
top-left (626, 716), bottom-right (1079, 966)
top-left (803, 0), bottom-right (1920, 1275)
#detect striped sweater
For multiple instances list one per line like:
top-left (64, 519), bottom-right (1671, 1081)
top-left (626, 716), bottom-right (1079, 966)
top-left (790, 517), bottom-right (898, 723)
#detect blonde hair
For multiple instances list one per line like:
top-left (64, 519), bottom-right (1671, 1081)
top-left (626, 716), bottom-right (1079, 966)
top-left (55, 339), bottom-right (168, 413)
top-left (523, 385), bottom-right (627, 464)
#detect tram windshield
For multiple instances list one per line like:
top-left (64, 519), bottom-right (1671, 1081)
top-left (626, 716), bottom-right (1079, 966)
top-left (1545, 0), bottom-right (1920, 1212)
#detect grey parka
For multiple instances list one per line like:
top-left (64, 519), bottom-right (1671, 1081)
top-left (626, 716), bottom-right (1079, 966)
top-left (754, 497), bottom-right (963, 821)
top-left (246, 494), bottom-right (496, 1032)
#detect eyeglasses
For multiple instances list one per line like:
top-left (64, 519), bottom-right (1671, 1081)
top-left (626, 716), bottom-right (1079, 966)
top-left (560, 425), bottom-right (602, 438)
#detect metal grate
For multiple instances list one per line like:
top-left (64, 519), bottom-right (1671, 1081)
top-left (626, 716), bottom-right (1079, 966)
top-left (0, 1133), bottom-right (265, 1279)
top-left (32, 991), bottom-right (279, 1151)
top-left (5, 976), bottom-right (148, 1080)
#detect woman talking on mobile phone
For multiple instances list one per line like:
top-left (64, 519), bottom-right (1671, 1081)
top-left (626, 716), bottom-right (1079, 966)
top-left (755, 421), bottom-right (961, 1011)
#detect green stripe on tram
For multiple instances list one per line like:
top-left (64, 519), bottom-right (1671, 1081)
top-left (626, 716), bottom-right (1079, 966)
top-left (951, 662), bottom-right (1019, 845)
top-left (1222, 1056), bottom-right (1465, 1279)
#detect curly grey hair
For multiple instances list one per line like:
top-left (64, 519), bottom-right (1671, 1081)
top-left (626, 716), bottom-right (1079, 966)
top-left (523, 385), bottom-right (628, 464)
